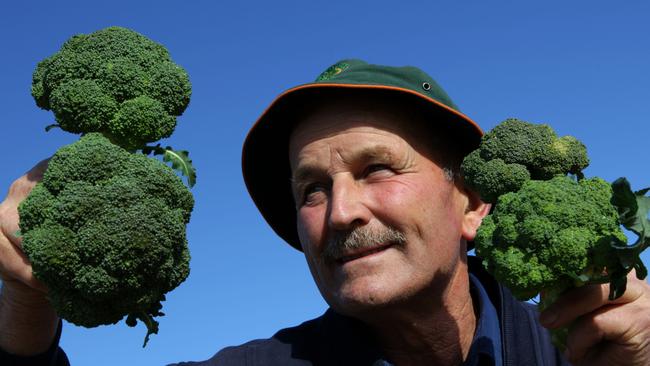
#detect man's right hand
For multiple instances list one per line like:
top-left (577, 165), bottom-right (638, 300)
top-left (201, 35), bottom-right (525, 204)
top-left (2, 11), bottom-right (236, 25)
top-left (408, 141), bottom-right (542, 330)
top-left (0, 160), bottom-right (59, 356)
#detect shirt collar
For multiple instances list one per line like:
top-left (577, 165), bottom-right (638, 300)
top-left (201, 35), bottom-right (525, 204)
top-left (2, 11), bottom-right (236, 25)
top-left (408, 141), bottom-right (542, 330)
top-left (463, 272), bottom-right (503, 366)
top-left (326, 273), bottom-right (503, 366)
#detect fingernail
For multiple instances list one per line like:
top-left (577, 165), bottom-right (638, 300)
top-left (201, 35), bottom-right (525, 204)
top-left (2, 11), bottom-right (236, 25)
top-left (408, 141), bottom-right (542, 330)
top-left (540, 310), bottom-right (557, 326)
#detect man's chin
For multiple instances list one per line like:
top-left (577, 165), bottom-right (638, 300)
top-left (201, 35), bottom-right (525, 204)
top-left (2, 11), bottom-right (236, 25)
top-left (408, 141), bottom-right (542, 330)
top-left (327, 284), bottom-right (405, 317)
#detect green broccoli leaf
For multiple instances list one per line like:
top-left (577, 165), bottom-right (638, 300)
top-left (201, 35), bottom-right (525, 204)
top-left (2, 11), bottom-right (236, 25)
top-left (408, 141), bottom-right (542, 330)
top-left (45, 124), bottom-right (61, 132)
top-left (635, 257), bottom-right (648, 279)
top-left (611, 178), bottom-right (650, 238)
top-left (126, 311), bottom-right (160, 348)
top-left (608, 178), bottom-right (650, 299)
top-left (162, 148), bottom-right (196, 188)
top-left (140, 144), bottom-right (160, 156)
top-left (609, 271), bottom-right (628, 300)
top-left (139, 312), bottom-right (159, 348)
top-left (141, 144), bottom-right (197, 188)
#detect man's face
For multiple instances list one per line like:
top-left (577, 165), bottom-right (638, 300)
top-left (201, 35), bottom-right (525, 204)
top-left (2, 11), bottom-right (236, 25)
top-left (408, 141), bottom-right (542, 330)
top-left (289, 98), bottom-right (484, 317)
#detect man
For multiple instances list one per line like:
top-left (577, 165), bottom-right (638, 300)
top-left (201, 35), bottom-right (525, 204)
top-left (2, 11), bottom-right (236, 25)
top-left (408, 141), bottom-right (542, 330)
top-left (1, 60), bottom-right (649, 365)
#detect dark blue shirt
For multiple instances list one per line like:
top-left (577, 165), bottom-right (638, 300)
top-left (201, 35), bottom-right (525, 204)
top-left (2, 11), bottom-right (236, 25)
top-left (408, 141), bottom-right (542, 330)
top-left (377, 273), bottom-right (502, 366)
top-left (464, 272), bottom-right (503, 366)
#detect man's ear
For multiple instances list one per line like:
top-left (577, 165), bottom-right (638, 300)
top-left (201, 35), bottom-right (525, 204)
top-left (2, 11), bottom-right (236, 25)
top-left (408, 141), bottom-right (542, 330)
top-left (460, 188), bottom-right (491, 241)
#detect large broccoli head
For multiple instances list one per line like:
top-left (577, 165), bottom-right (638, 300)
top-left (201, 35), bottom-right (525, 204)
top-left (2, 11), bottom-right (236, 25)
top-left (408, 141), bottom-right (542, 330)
top-left (31, 27), bottom-right (191, 150)
top-left (18, 133), bottom-right (193, 343)
top-left (461, 118), bottom-right (589, 203)
top-left (475, 176), bottom-right (626, 300)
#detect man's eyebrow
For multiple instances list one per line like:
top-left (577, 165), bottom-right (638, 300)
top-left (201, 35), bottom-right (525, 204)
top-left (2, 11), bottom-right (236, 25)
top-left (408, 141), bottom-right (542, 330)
top-left (291, 145), bottom-right (397, 184)
top-left (353, 145), bottom-right (395, 163)
top-left (291, 164), bottom-right (321, 186)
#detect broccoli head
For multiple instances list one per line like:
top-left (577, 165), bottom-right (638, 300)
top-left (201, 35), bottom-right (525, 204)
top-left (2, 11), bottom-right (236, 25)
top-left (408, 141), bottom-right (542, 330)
top-left (461, 118), bottom-right (589, 203)
top-left (475, 176), bottom-right (626, 300)
top-left (465, 118), bottom-right (650, 350)
top-left (31, 26), bottom-right (191, 150)
top-left (18, 133), bottom-right (193, 345)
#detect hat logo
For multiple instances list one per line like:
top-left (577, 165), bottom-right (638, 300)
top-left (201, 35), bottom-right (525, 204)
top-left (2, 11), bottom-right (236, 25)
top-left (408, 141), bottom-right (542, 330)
top-left (316, 62), bottom-right (350, 82)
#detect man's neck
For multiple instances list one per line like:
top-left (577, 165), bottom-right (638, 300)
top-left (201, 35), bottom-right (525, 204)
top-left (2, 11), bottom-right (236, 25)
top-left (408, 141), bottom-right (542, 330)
top-left (362, 262), bottom-right (477, 366)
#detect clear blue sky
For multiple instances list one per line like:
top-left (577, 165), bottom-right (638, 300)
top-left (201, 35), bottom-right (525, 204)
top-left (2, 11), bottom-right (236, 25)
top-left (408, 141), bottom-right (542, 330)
top-left (2, 1), bottom-right (649, 364)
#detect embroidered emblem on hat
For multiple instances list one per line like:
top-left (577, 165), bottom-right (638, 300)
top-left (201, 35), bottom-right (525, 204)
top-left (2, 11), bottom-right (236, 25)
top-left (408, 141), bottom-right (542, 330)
top-left (315, 62), bottom-right (350, 82)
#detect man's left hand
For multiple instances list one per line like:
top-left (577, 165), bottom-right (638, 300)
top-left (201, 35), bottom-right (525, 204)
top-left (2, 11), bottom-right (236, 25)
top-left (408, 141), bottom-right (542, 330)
top-left (540, 270), bottom-right (650, 365)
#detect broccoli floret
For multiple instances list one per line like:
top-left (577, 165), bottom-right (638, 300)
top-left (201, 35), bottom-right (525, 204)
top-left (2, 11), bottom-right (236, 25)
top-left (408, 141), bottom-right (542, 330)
top-left (31, 26), bottom-right (191, 150)
top-left (465, 118), bottom-right (650, 350)
top-left (461, 118), bottom-right (589, 203)
top-left (475, 176), bottom-right (626, 300)
top-left (19, 133), bottom-right (193, 346)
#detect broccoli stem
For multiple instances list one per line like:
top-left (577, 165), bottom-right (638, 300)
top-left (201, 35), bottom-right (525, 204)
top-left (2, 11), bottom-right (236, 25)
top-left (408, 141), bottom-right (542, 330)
top-left (137, 311), bottom-right (160, 348)
top-left (539, 286), bottom-right (570, 352)
top-left (538, 265), bottom-right (633, 352)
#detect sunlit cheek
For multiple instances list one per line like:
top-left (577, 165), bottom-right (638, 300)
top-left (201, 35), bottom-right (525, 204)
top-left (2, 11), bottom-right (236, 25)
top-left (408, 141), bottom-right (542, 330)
top-left (366, 182), bottom-right (432, 233)
top-left (369, 179), bottom-right (461, 268)
top-left (367, 182), bottom-right (411, 208)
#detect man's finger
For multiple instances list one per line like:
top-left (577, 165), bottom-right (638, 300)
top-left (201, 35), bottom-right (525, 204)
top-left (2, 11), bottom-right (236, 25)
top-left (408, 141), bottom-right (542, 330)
top-left (0, 159), bottom-right (51, 292)
top-left (4, 159), bottom-right (49, 203)
top-left (564, 302), bottom-right (650, 365)
top-left (0, 234), bottom-right (47, 293)
top-left (1, 159), bottom-right (50, 247)
top-left (540, 273), bottom-right (648, 329)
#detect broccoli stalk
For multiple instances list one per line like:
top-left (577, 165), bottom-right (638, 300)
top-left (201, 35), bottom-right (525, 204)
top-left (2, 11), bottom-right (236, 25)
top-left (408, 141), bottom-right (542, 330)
top-left (463, 118), bottom-right (650, 350)
top-left (19, 27), bottom-right (196, 346)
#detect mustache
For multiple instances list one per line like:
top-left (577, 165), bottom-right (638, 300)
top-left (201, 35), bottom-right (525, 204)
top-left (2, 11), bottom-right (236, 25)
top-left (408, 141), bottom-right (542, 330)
top-left (323, 225), bottom-right (407, 262)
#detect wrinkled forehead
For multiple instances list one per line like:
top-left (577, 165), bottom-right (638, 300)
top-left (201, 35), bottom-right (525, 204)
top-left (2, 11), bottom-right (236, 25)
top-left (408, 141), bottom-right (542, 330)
top-left (288, 94), bottom-right (431, 159)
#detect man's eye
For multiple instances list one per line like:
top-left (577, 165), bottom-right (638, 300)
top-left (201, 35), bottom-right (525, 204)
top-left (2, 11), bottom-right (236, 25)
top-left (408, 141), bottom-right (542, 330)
top-left (302, 183), bottom-right (328, 205)
top-left (365, 164), bottom-right (392, 176)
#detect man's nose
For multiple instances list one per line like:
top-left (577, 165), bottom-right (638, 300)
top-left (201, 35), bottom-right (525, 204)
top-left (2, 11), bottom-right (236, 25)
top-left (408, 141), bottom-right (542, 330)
top-left (327, 176), bottom-right (371, 231)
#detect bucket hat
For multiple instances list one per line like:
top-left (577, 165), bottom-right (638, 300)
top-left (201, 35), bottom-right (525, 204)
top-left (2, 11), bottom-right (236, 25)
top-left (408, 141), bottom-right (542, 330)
top-left (242, 59), bottom-right (483, 250)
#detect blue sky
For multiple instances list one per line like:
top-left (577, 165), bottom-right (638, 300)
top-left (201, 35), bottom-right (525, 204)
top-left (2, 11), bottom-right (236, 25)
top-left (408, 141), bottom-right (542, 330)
top-left (2, 1), bottom-right (649, 364)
